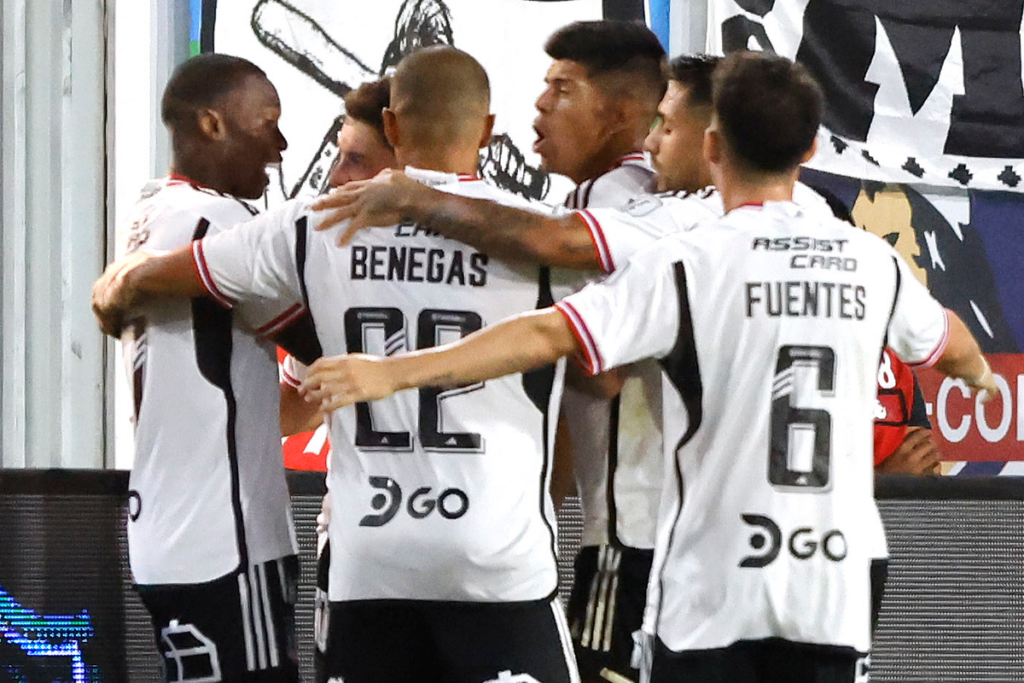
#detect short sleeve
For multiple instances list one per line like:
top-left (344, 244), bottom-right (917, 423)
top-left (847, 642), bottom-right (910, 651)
top-left (575, 208), bottom-right (668, 274)
top-left (195, 200), bottom-right (308, 308)
top-left (886, 253), bottom-right (949, 368)
top-left (280, 354), bottom-right (308, 388)
top-left (576, 194), bottom-right (713, 274)
top-left (554, 242), bottom-right (682, 375)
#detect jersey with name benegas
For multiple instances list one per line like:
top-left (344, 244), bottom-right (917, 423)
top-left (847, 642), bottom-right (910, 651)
top-left (556, 200), bottom-right (949, 654)
top-left (195, 169), bottom-right (583, 603)
top-left (121, 178), bottom-right (299, 586)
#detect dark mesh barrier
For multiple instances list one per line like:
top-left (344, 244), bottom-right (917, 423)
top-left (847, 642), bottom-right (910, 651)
top-left (1, 470), bottom-right (1023, 682)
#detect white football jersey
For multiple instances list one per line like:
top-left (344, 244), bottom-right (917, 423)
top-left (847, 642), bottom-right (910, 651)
top-left (195, 169), bottom-right (580, 602)
top-left (556, 200), bottom-right (949, 654)
top-left (558, 155), bottom-right (668, 549)
top-left (568, 182), bottom-right (834, 549)
top-left (121, 177), bottom-right (299, 586)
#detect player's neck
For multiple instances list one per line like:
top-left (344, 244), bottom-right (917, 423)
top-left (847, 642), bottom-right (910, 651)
top-left (717, 167), bottom-right (799, 213)
top-left (571, 136), bottom-right (643, 185)
top-left (170, 158), bottom-right (233, 196)
top-left (396, 148), bottom-right (479, 177)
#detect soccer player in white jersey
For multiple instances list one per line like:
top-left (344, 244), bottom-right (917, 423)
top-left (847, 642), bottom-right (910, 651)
top-left (105, 55), bottom-right (314, 682)
top-left (533, 21), bottom-right (665, 683)
top-left (279, 76), bottom-right (398, 683)
top-left (93, 47), bottom-right (580, 683)
top-left (312, 50), bottom-right (831, 683)
top-left (299, 52), bottom-right (998, 683)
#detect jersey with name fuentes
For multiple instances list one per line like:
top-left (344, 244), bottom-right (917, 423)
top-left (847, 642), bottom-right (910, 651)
top-left (195, 169), bottom-right (577, 603)
top-left (121, 177), bottom-right (300, 586)
top-left (555, 200), bottom-right (949, 654)
top-left (570, 182), bottom-right (835, 549)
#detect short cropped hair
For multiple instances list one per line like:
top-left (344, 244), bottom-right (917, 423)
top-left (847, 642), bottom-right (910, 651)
top-left (712, 52), bottom-right (822, 173)
top-left (344, 78), bottom-right (392, 150)
top-left (545, 21), bottom-right (666, 105)
top-left (665, 54), bottom-right (720, 107)
top-left (161, 54), bottom-right (267, 134)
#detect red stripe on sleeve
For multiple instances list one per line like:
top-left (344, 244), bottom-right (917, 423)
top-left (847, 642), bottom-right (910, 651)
top-left (190, 240), bottom-right (235, 308)
top-left (554, 301), bottom-right (604, 375)
top-left (576, 210), bottom-right (615, 273)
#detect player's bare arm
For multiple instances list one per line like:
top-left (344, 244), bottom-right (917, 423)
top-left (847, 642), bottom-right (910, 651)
top-left (91, 246), bottom-right (204, 337)
top-left (565, 362), bottom-right (627, 399)
top-left (280, 382), bottom-right (323, 436)
top-left (934, 310), bottom-right (999, 401)
top-left (312, 170), bottom-right (600, 269)
top-left (875, 427), bottom-right (941, 475)
top-left (301, 308), bottom-right (578, 411)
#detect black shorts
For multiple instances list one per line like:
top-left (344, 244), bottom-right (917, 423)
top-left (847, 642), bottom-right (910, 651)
top-left (567, 544), bottom-right (653, 683)
top-left (137, 556), bottom-right (299, 683)
top-left (649, 636), bottom-right (863, 683)
top-left (322, 598), bottom-right (579, 683)
top-left (870, 557), bottom-right (889, 636)
top-left (313, 541), bottom-right (330, 683)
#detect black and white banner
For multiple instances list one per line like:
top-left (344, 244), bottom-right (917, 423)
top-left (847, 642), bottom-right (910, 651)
top-left (211, 0), bottom-right (652, 204)
top-left (707, 0), bottom-right (1024, 192)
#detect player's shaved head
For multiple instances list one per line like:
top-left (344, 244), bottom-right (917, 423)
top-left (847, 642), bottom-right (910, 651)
top-left (389, 46), bottom-right (491, 149)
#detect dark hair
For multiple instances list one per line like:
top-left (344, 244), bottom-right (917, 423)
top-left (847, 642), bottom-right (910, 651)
top-left (665, 54), bottom-right (720, 107)
top-left (712, 51), bottom-right (822, 173)
top-left (545, 21), bottom-right (666, 104)
top-left (161, 54), bottom-right (267, 134)
top-left (343, 78), bottom-right (392, 150)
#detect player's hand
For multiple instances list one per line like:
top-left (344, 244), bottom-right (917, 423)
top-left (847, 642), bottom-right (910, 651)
top-left (875, 427), bottom-right (942, 475)
top-left (91, 252), bottom-right (151, 337)
top-left (300, 353), bottom-right (400, 412)
top-left (311, 169), bottom-right (420, 245)
top-left (966, 356), bottom-right (999, 404)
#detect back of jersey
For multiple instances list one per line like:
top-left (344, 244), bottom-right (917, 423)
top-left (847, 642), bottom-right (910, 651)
top-left (304, 172), bottom-right (573, 602)
top-left (122, 179), bottom-right (297, 586)
top-left (649, 201), bottom-right (946, 653)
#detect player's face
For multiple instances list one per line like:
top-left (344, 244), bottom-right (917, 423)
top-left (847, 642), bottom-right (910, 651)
top-left (534, 59), bottom-right (616, 183)
top-left (220, 75), bottom-right (288, 199)
top-left (645, 81), bottom-right (712, 193)
top-left (328, 119), bottom-right (396, 188)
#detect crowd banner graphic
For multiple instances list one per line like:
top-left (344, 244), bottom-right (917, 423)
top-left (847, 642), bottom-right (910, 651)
top-left (209, 0), bottom-right (661, 205)
top-left (706, 0), bottom-right (1024, 193)
top-left (705, 1), bottom-right (1024, 470)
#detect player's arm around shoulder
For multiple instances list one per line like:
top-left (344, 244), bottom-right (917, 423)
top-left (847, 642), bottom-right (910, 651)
top-left (312, 170), bottom-right (601, 269)
top-left (300, 308), bottom-right (580, 413)
top-left (91, 243), bottom-right (206, 338)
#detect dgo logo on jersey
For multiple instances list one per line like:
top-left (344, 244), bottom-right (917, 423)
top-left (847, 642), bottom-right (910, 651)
top-left (739, 514), bottom-right (848, 568)
top-left (359, 476), bottom-right (470, 527)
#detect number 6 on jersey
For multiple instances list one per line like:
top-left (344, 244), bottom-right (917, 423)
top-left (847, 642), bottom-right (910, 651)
top-left (769, 345), bottom-right (836, 491)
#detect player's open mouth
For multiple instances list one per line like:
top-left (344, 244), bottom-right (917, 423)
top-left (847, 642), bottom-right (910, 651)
top-left (533, 127), bottom-right (546, 154)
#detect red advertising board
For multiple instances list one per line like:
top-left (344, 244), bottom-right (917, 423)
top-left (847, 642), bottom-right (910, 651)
top-left (917, 354), bottom-right (1024, 462)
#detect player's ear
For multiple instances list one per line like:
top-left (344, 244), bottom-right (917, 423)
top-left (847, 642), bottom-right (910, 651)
top-left (197, 109), bottom-right (226, 141)
top-left (382, 108), bottom-right (400, 149)
top-left (478, 114), bottom-right (496, 150)
top-left (800, 137), bottom-right (818, 164)
top-left (704, 126), bottom-right (721, 166)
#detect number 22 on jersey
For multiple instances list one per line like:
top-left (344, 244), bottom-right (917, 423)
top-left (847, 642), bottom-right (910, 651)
top-left (345, 307), bottom-right (485, 453)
